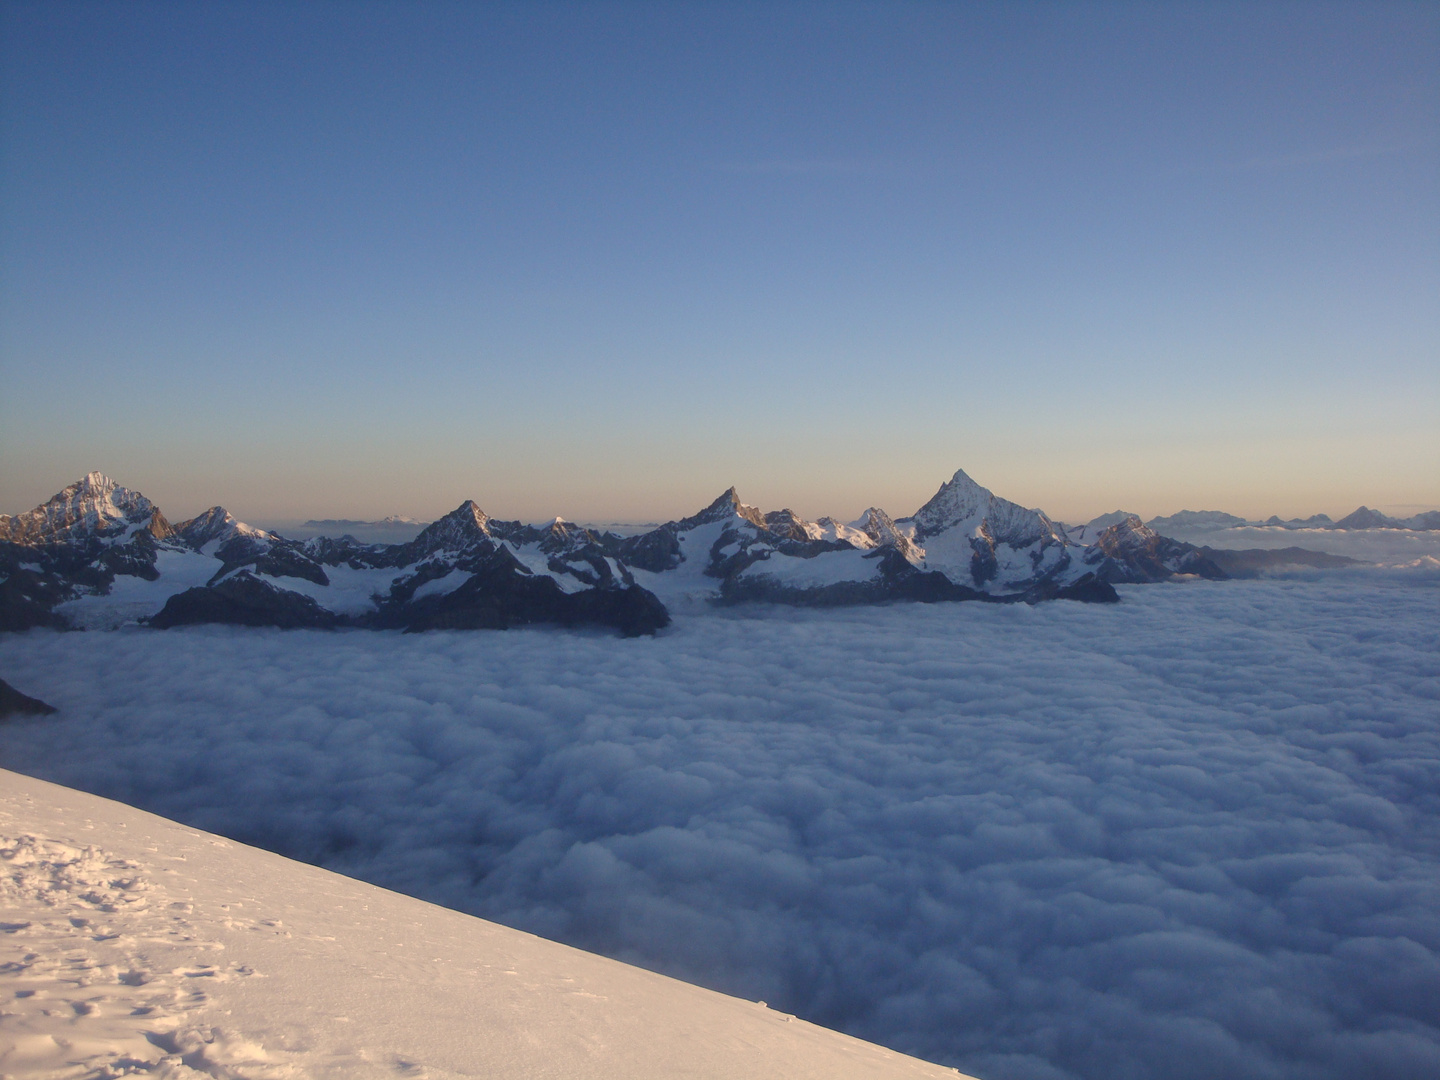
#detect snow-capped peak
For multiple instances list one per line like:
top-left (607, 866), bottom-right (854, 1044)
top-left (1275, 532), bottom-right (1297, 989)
top-left (0, 472), bottom-right (171, 544)
top-left (676, 488), bottom-right (767, 531)
top-left (1095, 515), bottom-right (1156, 553)
top-left (408, 500), bottom-right (494, 553)
top-left (910, 468), bottom-right (1064, 548)
top-left (174, 507), bottom-right (271, 551)
top-left (851, 507), bottom-right (923, 561)
top-left (910, 469), bottom-right (996, 540)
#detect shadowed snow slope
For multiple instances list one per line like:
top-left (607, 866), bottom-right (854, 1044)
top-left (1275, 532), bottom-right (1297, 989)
top-left (2, 574), bottom-right (1438, 1079)
top-left (0, 769), bottom-right (968, 1080)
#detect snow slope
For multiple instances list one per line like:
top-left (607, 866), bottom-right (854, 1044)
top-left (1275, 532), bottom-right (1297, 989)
top-left (0, 769), bottom-right (969, 1080)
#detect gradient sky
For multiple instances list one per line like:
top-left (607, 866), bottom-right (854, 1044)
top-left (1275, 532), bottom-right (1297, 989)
top-left (2, 1), bottom-right (1436, 526)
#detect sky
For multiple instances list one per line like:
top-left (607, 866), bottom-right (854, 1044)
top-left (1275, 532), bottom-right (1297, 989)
top-left (2, 0), bottom-right (1436, 525)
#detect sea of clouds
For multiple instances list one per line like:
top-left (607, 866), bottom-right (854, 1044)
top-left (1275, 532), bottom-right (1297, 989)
top-left (2, 572), bottom-right (1437, 1080)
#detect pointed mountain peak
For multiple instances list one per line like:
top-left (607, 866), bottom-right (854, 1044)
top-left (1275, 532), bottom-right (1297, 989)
top-left (0, 473), bottom-right (169, 544)
top-left (911, 467), bottom-right (1065, 548)
top-left (676, 487), bottom-right (765, 531)
top-left (945, 467), bottom-right (985, 491)
top-left (1095, 515), bottom-right (1158, 554)
top-left (1335, 506), bottom-right (1398, 530)
top-left (408, 499), bottom-right (494, 553)
top-left (853, 507), bottom-right (922, 560)
top-left (911, 469), bottom-right (997, 539)
top-left (175, 506), bottom-right (268, 549)
top-left (1112, 514), bottom-right (1153, 535)
top-left (855, 506), bottom-right (897, 532)
top-left (706, 487), bottom-right (742, 512)
top-left (763, 508), bottom-right (822, 541)
top-left (78, 471), bottom-right (118, 494)
top-left (441, 500), bottom-right (492, 532)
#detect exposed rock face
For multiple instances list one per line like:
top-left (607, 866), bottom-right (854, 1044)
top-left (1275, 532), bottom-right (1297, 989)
top-left (676, 487), bottom-right (768, 532)
top-left (1334, 507), bottom-right (1401, 530)
top-left (174, 506), bottom-right (266, 550)
top-left (609, 529), bottom-right (683, 574)
top-left (0, 564), bottom-right (70, 631)
top-left (1087, 517), bottom-right (1226, 583)
top-left (0, 473), bottom-right (172, 545)
top-left (902, 469), bottom-right (1077, 591)
top-left (150, 572), bottom-right (342, 629)
top-left (12, 466), bottom-right (1388, 632)
top-left (763, 509), bottom-right (818, 542)
top-left (399, 501), bottom-right (494, 561)
top-left (0, 476), bottom-right (672, 634)
top-left (910, 469), bottom-right (1064, 548)
top-left (0, 677), bottom-right (58, 718)
top-left (375, 544), bottom-right (669, 637)
top-left (864, 508), bottom-right (924, 561)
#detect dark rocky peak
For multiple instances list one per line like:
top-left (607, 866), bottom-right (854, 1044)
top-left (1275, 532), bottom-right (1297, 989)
top-left (175, 506), bottom-right (233, 547)
top-left (1091, 516), bottom-right (1226, 583)
top-left (0, 472), bottom-right (172, 545)
top-left (1335, 507), bottom-right (1400, 530)
top-left (535, 518), bottom-right (599, 553)
top-left (150, 571), bottom-right (340, 630)
top-left (402, 500), bottom-right (495, 559)
top-left (301, 534), bottom-right (381, 566)
top-left (1095, 515), bottom-right (1158, 556)
top-left (911, 469), bottom-right (990, 539)
top-left (605, 527), bottom-right (683, 574)
top-left (763, 509), bottom-right (816, 542)
top-left (675, 487), bottom-right (766, 532)
top-left (174, 506), bottom-right (272, 551)
top-left (0, 677), bottom-right (57, 718)
top-left (487, 516), bottom-right (598, 554)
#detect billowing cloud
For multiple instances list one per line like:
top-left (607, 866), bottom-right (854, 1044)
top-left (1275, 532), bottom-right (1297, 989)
top-left (2, 574), bottom-right (1437, 1079)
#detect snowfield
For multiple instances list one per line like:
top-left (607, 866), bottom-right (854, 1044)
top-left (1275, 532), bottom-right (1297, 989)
top-left (0, 770), bottom-right (967, 1079)
top-left (2, 572), bottom-right (1438, 1079)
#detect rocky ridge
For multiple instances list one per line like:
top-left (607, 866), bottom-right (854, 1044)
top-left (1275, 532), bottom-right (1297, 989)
top-left (2, 468), bottom-right (1379, 634)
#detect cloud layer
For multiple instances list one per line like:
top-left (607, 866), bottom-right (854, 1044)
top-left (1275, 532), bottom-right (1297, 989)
top-left (3, 575), bottom-right (1438, 1080)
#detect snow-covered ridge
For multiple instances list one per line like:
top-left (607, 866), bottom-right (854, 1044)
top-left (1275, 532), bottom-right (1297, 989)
top-left (4, 469), bottom-right (1414, 634)
top-left (0, 472), bottom-right (169, 545)
top-left (0, 767), bottom-right (970, 1080)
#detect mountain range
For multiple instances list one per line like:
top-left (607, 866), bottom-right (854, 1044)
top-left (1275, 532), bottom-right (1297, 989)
top-left (1081, 506), bottom-right (1440, 535)
top-left (0, 470), bottom-right (1364, 635)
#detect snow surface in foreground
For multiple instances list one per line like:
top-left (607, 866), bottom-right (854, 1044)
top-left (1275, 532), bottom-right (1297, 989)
top-left (0, 769), bottom-right (968, 1080)
top-left (2, 574), bottom-right (1438, 1079)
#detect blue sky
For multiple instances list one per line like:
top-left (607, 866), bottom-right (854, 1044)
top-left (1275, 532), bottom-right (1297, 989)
top-left (2, 1), bottom-right (1436, 524)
